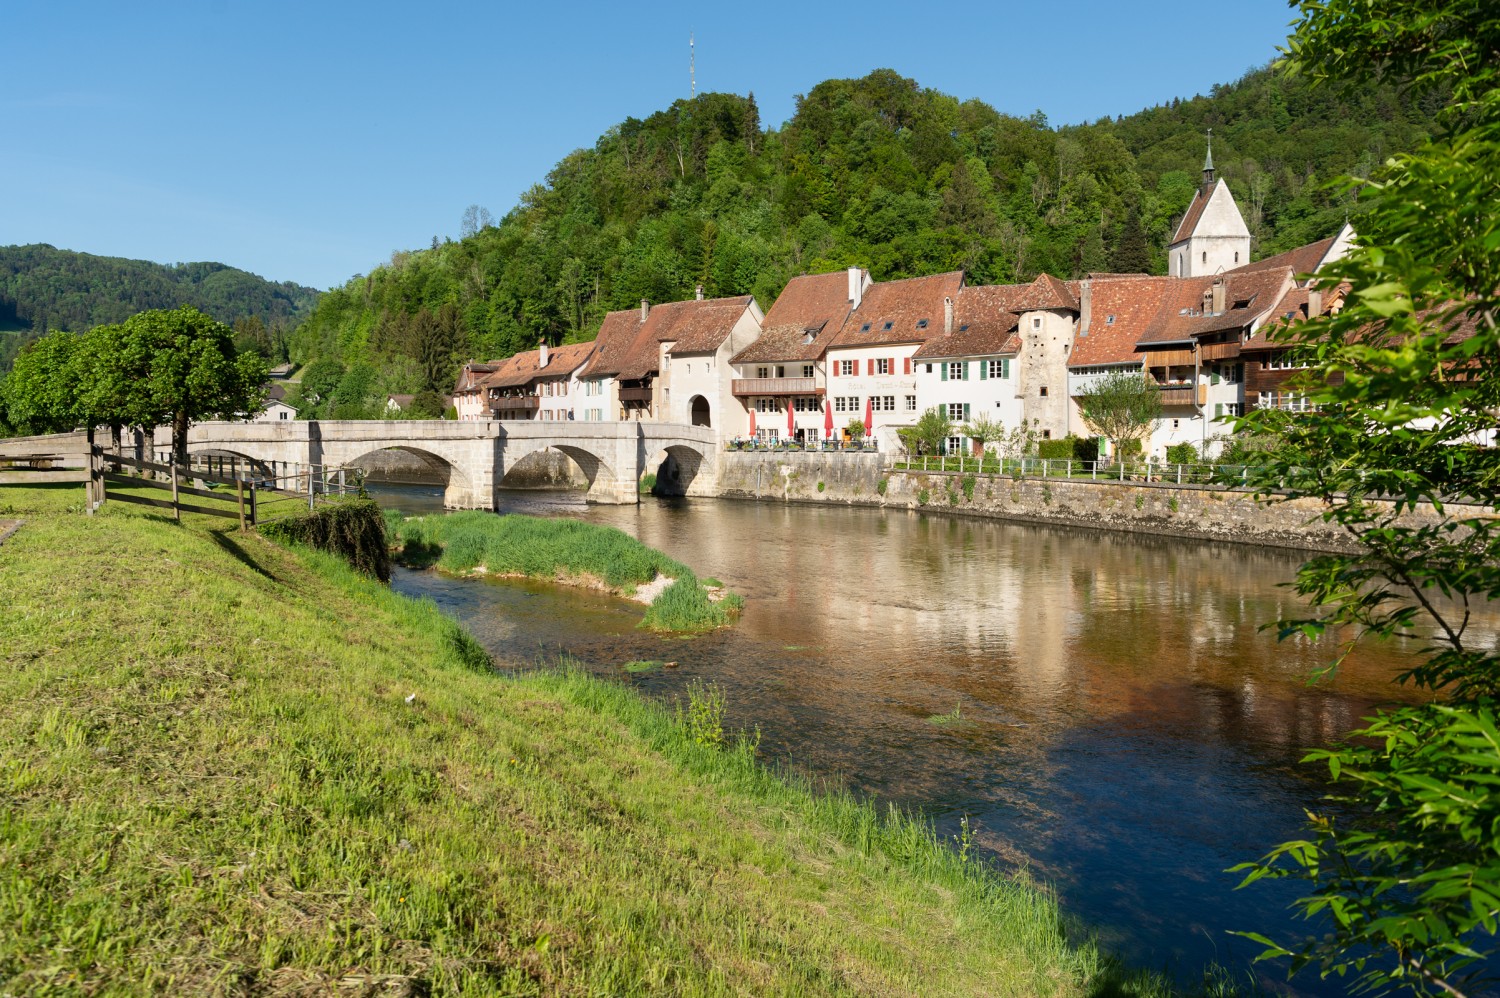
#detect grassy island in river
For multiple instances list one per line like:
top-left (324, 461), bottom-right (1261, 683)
top-left (0, 484), bottom-right (1232, 995)
top-left (388, 510), bottom-right (742, 632)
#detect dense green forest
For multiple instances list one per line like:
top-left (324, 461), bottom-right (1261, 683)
top-left (0, 244), bottom-right (320, 370)
top-left (290, 64), bottom-right (1437, 400)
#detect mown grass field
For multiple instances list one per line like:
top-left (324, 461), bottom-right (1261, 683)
top-left (0, 484), bottom-right (1227, 995)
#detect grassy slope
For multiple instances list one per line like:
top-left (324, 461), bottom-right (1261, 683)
top-left (0, 486), bottom-right (1180, 996)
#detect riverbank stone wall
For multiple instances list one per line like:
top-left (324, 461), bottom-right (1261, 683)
top-left (716, 451), bottom-right (1470, 553)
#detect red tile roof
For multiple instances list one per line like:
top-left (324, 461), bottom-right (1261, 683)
top-left (1069, 277), bottom-right (1178, 367)
top-left (490, 341), bottom-right (597, 387)
top-left (580, 295), bottom-right (756, 382)
top-left (655, 295), bottom-right (756, 355)
top-left (730, 270), bottom-right (858, 364)
top-left (1135, 267), bottom-right (1293, 347)
top-left (579, 309), bottom-right (647, 380)
top-left (1171, 184), bottom-right (1212, 244)
top-left (911, 283), bottom-right (1027, 359)
top-left (1012, 272), bottom-right (1079, 313)
top-left (1231, 236), bottom-right (1338, 285)
top-left (831, 271), bottom-right (965, 348)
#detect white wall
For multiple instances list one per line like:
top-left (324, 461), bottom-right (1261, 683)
top-left (824, 343), bottom-right (923, 444)
top-left (913, 355), bottom-right (1022, 452)
top-left (1016, 310), bottom-right (1076, 441)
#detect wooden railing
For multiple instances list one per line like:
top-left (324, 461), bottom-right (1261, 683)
top-left (489, 395), bottom-right (539, 412)
top-left (0, 430), bottom-right (363, 528)
top-left (618, 387), bottom-right (654, 403)
top-left (732, 377), bottom-right (819, 397)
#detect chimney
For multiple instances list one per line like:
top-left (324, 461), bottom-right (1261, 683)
top-left (1307, 288), bottom-right (1324, 318)
top-left (640, 299), bottom-right (650, 322)
top-left (539, 340), bottom-right (549, 368)
top-left (847, 266), bottom-right (864, 310)
top-left (1211, 279), bottom-right (1226, 315)
top-left (695, 284), bottom-right (704, 301)
top-left (1078, 279), bottom-right (1092, 337)
top-left (943, 296), bottom-right (954, 335)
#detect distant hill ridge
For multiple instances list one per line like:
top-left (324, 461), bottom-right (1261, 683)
top-left (290, 63), bottom-right (1436, 397)
top-left (0, 243), bottom-right (320, 338)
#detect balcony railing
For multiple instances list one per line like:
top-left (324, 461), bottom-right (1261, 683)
top-left (1153, 384), bottom-right (1202, 406)
top-left (618, 387), bottom-right (654, 403)
top-left (732, 377), bottom-right (819, 397)
top-left (1198, 341), bottom-right (1241, 361)
top-left (489, 395), bottom-right (539, 412)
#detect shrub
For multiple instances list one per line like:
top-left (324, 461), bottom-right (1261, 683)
top-left (961, 476), bottom-right (976, 501)
top-left (1036, 438), bottom-right (1073, 460)
top-left (639, 472), bottom-right (657, 494)
top-left (876, 478), bottom-right (888, 496)
top-left (817, 480), bottom-right (825, 492)
top-left (917, 489), bottom-right (930, 506)
top-left (261, 498), bottom-right (390, 581)
top-left (1166, 442), bottom-right (1198, 465)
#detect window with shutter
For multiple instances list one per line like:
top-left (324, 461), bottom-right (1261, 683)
top-left (963, 361), bottom-right (971, 381)
top-left (888, 357), bottom-right (895, 376)
top-left (963, 403), bottom-right (971, 420)
top-left (979, 362), bottom-right (987, 381)
top-left (939, 364), bottom-right (948, 382)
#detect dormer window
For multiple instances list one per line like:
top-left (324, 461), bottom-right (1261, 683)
top-left (1106, 315), bottom-right (1116, 324)
top-left (958, 323), bottom-right (969, 332)
top-left (860, 323), bottom-right (872, 333)
top-left (882, 321), bottom-right (894, 331)
top-left (916, 319), bottom-right (928, 329)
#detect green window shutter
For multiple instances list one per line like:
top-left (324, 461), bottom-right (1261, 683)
top-left (963, 362), bottom-right (971, 381)
top-left (1214, 403), bottom-right (1223, 418)
top-left (964, 403), bottom-right (971, 420)
top-left (940, 364), bottom-right (948, 382)
top-left (1003, 358), bottom-right (1011, 379)
top-left (979, 361), bottom-right (988, 381)
top-left (1211, 371), bottom-right (1221, 385)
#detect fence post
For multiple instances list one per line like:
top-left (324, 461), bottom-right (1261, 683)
top-left (1119, 460), bottom-right (1125, 482)
top-left (1177, 464), bottom-right (1183, 485)
top-left (308, 467), bottom-right (315, 511)
top-left (170, 457), bottom-right (180, 522)
top-left (249, 486), bottom-right (257, 527)
top-left (338, 468), bottom-right (346, 496)
top-left (237, 480), bottom-right (247, 533)
top-left (1067, 459), bottom-right (1072, 478)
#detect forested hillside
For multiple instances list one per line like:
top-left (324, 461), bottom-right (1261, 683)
top-left (0, 244), bottom-right (320, 369)
top-left (292, 64), bottom-right (1436, 400)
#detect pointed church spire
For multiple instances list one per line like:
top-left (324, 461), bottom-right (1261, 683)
top-left (1202, 128), bottom-right (1215, 189)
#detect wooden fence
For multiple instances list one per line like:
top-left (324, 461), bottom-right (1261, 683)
top-left (0, 431), bottom-right (362, 528)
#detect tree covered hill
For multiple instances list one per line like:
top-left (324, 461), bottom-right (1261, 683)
top-left (0, 244), bottom-right (320, 363)
top-left (289, 64), bottom-right (1435, 397)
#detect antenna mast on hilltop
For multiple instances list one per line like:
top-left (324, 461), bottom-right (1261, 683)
top-left (690, 31), bottom-right (696, 96)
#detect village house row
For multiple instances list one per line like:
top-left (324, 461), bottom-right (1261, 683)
top-left (451, 154), bottom-right (1355, 459)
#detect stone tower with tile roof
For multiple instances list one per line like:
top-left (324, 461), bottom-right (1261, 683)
top-left (1167, 133), bottom-right (1252, 279)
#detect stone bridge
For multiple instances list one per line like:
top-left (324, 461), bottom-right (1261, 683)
top-left (153, 420), bottom-right (719, 507)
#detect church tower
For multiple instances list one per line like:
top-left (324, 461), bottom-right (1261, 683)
top-left (1167, 131), bottom-right (1252, 277)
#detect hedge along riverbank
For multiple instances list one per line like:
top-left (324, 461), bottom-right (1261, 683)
top-left (259, 498), bottom-right (391, 581)
top-left (387, 510), bottom-right (743, 632)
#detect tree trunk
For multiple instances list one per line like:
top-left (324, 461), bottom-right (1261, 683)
top-left (173, 410), bottom-right (190, 474)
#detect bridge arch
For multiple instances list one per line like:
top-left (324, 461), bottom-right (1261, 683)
top-left (496, 448), bottom-right (591, 492)
top-left (184, 446), bottom-right (274, 481)
top-left (340, 445), bottom-right (483, 509)
top-left (645, 443), bottom-right (712, 497)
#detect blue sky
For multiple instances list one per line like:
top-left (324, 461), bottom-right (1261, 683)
top-left (4, 1), bottom-right (1299, 290)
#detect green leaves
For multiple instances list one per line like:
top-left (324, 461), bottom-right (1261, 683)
top-left (1074, 369), bottom-right (1161, 457)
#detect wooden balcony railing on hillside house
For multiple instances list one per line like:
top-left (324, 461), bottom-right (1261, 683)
top-left (1198, 341), bottom-right (1242, 362)
top-left (1153, 383), bottom-right (1205, 407)
top-left (731, 377), bottom-right (820, 397)
top-left (618, 387), bottom-right (654, 403)
top-left (490, 395), bottom-right (539, 414)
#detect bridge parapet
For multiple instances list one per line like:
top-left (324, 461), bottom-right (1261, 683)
top-left (178, 419), bottom-right (720, 507)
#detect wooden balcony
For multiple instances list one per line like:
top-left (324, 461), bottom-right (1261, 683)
top-left (618, 387), bottom-right (654, 403)
top-left (732, 377), bottom-right (820, 397)
top-left (489, 395), bottom-right (539, 413)
top-left (1153, 384), bottom-right (1204, 407)
top-left (1199, 340), bottom-right (1242, 361)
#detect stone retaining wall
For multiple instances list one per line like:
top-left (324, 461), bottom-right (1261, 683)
top-left (716, 452), bottom-right (1469, 553)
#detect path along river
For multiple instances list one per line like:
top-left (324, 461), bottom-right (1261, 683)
top-left (372, 482), bottom-right (1488, 994)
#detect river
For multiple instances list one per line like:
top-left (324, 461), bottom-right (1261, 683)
top-left (372, 482), bottom-right (1456, 995)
